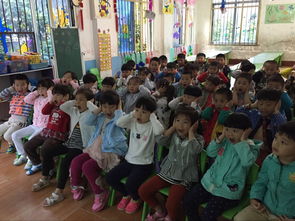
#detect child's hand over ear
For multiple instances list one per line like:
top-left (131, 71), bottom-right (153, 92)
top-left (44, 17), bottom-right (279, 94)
top-left (278, 216), bottom-right (295, 221)
top-left (274, 100), bottom-right (281, 114)
top-left (250, 199), bottom-right (267, 213)
top-left (118, 99), bottom-right (122, 110)
top-left (241, 128), bottom-right (252, 141)
top-left (189, 122), bottom-right (198, 140)
top-left (92, 105), bottom-right (102, 115)
top-left (216, 127), bottom-right (226, 143)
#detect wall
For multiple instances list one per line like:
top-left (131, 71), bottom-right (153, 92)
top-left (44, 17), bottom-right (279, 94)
top-left (195, 0), bottom-right (295, 61)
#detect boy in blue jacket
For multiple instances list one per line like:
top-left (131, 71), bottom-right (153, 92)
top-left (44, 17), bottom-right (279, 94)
top-left (184, 113), bottom-right (261, 221)
top-left (234, 121), bottom-right (295, 221)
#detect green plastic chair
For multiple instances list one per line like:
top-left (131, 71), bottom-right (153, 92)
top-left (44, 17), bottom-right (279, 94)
top-left (89, 68), bottom-right (103, 89)
top-left (56, 154), bottom-right (67, 181)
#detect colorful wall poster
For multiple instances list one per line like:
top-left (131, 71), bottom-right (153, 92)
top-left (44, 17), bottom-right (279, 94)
top-left (265, 4), bottom-right (295, 24)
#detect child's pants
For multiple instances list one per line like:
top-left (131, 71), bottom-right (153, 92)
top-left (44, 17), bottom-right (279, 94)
top-left (57, 148), bottom-right (82, 190)
top-left (11, 125), bottom-right (42, 156)
top-left (234, 205), bottom-right (281, 221)
top-left (183, 184), bottom-right (239, 221)
top-left (24, 134), bottom-right (67, 176)
top-left (106, 160), bottom-right (153, 200)
top-left (70, 153), bottom-right (103, 194)
top-left (138, 175), bottom-right (186, 221)
top-left (0, 116), bottom-right (27, 145)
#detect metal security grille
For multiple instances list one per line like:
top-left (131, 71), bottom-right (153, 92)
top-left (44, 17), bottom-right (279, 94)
top-left (211, 0), bottom-right (260, 45)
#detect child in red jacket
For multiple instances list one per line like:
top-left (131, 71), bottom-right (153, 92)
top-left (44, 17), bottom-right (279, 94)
top-left (24, 84), bottom-right (71, 186)
top-left (197, 61), bottom-right (229, 85)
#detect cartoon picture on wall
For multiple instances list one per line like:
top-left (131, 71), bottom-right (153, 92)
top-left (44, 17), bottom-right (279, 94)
top-left (98, 0), bottom-right (111, 18)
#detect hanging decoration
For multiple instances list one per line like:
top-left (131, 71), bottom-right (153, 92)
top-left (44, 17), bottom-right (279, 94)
top-left (162, 0), bottom-right (174, 14)
top-left (220, 0), bottom-right (226, 14)
top-left (98, 0), bottom-right (111, 17)
top-left (98, 29), bottom-right (112, 71)
top-left (187, 0), bottom-right (196, 6)
top-left (0, 17), bottom-right (11, 53)
top-left (113, 0), bottom-right (118, 32)
top-left (72, 0), bottom-right (84, 30)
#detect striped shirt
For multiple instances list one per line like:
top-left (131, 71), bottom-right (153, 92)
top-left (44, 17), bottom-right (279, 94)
top-left (66, 123), bottom-right (83, 149)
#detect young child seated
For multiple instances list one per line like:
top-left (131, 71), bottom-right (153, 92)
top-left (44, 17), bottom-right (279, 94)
top-left (232, 60), bottom-right (256, 78)
top-left (79, 73), bottom-right (98, 94)
top-left (157, 62), bottom-right (181, 82)
top-left (42, 88), bottom-right (97, 206)
top-left (24, 84), bottom-right (70, 177)
top-left (137, 67), bottom-right (155, 91)
top-left (69, 91), bottom-right (128, 212)
top-left (169, 85), bottom-right (202, 113)
top-left (116, 63), bottom-right (133, 88)
top-left (232, 73), bottom-right (253, 108)
top-left (198, 75), bottom-right (221, 110)
top-left (139, 106), bottom-right (204, 221)
top-left (117, 76), bottom-right (150, 114)
top-left (176, 53), bottom-right (187, 73)
top-left (266, 74), bottom-right (293, 120)
top-left (126, 59), bottom-right (136, 75)
top-left (53, 71), bottom-right (79, 91)
top-left (183, 62), bottom-right (200, 85)
top-left (11, 79), bottom-right (54, 167)
top-left (152, 79), bottom-right (175, 129)
top-left (0, 74), bottom-right (33, 153)
top-left (94, 77), bottom-right (116, 103)
top-left (234, 121), bottom-right (295, 221)
top-left (159, 55), bottom-right (168, 72)
top-left (253, 60), bottom-right (279, 93)
top-left (195, 53), bottom-right (209, 73)
top-left (201, 87), bottom-right (232, 146)
top-left (237, 89), bottom-right (286, 165)
top-left (184, 113), bottom-right (261, 221)
top-left (197, 61), bottom-right (229, 85)
top-left (163, 73), bottom-right (175, 85)
top-left (106, 96), bottom-right (164, 214)
top-left (173, 71), bottom-right (193, 97)
top-left (216, 53), bottom-right (231, 82)
top-left (149, 57), bottom-right (161, 81)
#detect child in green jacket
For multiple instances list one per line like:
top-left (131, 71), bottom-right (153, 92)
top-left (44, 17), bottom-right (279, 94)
top-left (234, 121), bottom-right (295, 221)
top-left (184, 112), bottom-right (261, 221)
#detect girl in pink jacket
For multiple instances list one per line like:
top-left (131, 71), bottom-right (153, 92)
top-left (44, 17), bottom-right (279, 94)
top-left (11, 79), bottom-right (54, 172)
top-left (53, 71), bottom-right (80, 91)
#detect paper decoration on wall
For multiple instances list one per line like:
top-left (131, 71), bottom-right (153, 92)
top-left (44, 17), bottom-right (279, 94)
top-left (145, 10), bottom-right (155, 20)
top-left (98, 0), bottom-right (111, 17)
top-left (113, 0), bottom-right (118, 32)
top-left (265, 4), bottom-right (295, 24)
top-left (187, 0), bottom-right (196, 6)
top-left (98, 31), bottom-right (112, 71)
top-left (220, 0), bottom-right (226, 14)
top-left (162, 0), bottom-right (174, 14)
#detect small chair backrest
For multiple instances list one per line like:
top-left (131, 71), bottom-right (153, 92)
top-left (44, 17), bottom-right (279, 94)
top-left (89, 68), bottom-right (102, 88)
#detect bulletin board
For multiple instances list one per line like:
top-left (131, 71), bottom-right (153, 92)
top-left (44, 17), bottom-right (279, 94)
top-left (265, 4), bottom-right (295, 24)
top-left (98, 33), bottom-right (112, 71)
top-left (52, 28), bottom-right (83, 78)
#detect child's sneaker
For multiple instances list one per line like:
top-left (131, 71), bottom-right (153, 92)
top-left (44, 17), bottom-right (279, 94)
top-left (145, 211), bottom-right (166, 221)
top-left (6, 145), bottom-right (16, 153)
top-left (26, 164), bottom-right (42, 175)
top-left (71, 186), bottom-right (85, 201)
top-left (13, 155), bottom-right (27, 166)
top-left (117, 196), bottom-right (131, 211)
top-left (125, 199), bottom-right (141, 214)
top-left (92, 190), bottom-right (109, 212)
top-left (24, 159), bottom-right (32, 170)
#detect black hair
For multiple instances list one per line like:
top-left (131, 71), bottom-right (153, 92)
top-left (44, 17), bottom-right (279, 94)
top-left (214, 87), bottom-right (233, 101)
top-left (63, 71), bottom-right (78, 81)
top-left (241, 62), bottom-right (256, 72)
top-left (128, 76), bottom-right (141, 84)
top-left (278, 121), bottom-right (295, 142)
top-left (99, 90), bottom-right (120, 105)
top-left (266, 74), bottom-right (285, 87)
top-left (76, 88), bottom-right (94, 100)
top-left (37, 78), bottom-right (54, 89)
top-left (177, 53), bottom-right (186, 59)
top-left (150, 57), bottom-right (160, 64)
top-left (83, 73), bottom-right (97, 84)
top-left (236, 72), bottom-right (252, 83)
top-left (126, 60), bottom-right (136, 68)
top-left (256, 89), bottom-right (282, 101)
top-left (184, 62), bottom-right (200, 72)
top-left (263, 60), bottom-right (279, 69)
top-left (156, 78), bottom-right (175, 103)
top-left (52, 84), bottom-right (71, 96)
top-left (163, 73), bottom-right (175, 81)
top-left (209, 61), bottom-right (220, 68)
top-left (159, 55), bottom-right (168, 61)
top-left (102, 77), bottom-right (116, 87)
top-left (167, 62), bottom-right (177, 69)
top-left (216, 54), bottom-right (225, 59)
top-left (174, 105), bottom-right (199, 125)
top-left (13, 74), bottom-right (29, 84)
top-left (206, 75), bottom-right (221, 86)
top-left (197, 53), bottom-right (206, 58)
top-left (121, 63), bottom-right (133, 71)
top-left (135, 96), bottom-right (157, 112)
top-left (224, 112), bottom-right (252, 130)
top-left (184, 85), bottom-right (202, 97)
top-left (181, 71), bottom-right (193, 78)
top-left (138, 67), bottom-right (149, 76)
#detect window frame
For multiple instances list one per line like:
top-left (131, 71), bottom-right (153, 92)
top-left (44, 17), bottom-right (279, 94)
top-left (210, 0), bottom-right (261, 46)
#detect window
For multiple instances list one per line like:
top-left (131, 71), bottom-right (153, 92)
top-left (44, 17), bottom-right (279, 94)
top-left (50, 0), bottom-right (73, 28)
top-left (117, 0), bottom-right (153, 54)
top-left (211, 0), bottom-right (260, 45)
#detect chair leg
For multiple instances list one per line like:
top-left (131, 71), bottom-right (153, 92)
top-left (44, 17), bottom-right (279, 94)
top-left (141, 202), bottom-right (150, 221)
top-left (108, 187), bottom-right (116, 207)
top-left (55, 155), bottom-right (66, 181)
